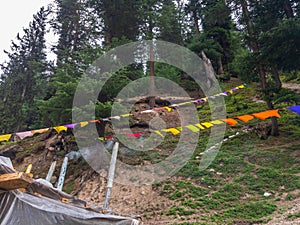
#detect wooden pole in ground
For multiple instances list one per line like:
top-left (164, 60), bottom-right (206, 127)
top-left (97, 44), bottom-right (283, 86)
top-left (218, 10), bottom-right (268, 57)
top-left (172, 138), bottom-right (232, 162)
top-left (57, 157), bottom-right (68, 191)
top-left (149, 41), bottom-right (155, 108)
top-left (46, 161), bottom-right (57, 182)
top-left (103, 141), bottom-right (119, 210)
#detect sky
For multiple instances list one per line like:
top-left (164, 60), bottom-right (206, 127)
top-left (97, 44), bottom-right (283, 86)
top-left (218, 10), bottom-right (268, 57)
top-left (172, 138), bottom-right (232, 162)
top-left (0, 0), bottom-right (54, 64)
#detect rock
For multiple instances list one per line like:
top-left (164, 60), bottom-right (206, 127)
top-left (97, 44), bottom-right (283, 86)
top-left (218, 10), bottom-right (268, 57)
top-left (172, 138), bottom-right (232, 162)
top-left (50, 175), bottom-right (57, 184)
top-left (0, 145), bottom-right (23, 159)
top-left (264, 192), bottom-right (272, 197)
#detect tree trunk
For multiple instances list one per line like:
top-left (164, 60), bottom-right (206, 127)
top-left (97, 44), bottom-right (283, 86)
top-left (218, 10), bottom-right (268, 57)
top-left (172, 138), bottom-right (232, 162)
top-left (272, 68), bottom-right (282, 90)
top-left (193, 11), bottom-right (200, 35)
top-left (217, 57), bottom-right (224, 76)
top-left (149, 42), bottom-right (155, 108)
top-left (283, 0), bottom-right (294, 18)
top-left (240, 0), bottom-right (279, 136)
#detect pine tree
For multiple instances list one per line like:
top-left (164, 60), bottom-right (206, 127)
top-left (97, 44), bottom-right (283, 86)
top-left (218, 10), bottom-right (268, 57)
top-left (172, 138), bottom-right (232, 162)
top-left (87, 0), bottom-right (141, 44)
top-left (157, 0), bottom-right (183, 44)
top-left (0, 7), bottom-right (48, 132)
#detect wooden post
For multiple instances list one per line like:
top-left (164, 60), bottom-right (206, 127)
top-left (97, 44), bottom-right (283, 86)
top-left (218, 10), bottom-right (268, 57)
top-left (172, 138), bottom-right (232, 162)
top-left (57, 157), bottom-right (68, 191)
top-left (46, 161), bottom-right (57, 182)
top-left (103, 142), bottom-right (119, 210)
top-left (149, 41), bottom-right (155, 108)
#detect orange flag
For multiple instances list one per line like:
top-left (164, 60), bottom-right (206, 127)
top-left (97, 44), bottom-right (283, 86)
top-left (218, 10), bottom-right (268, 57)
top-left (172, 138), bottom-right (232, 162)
top-left (222, 118), bottom-right (238, 126)
top-left (31, 128), bottom-right (50, 134)
top-left (252, 109), bottom-right (281, 120)
top-left (236, 115), bottom-right (254, 122)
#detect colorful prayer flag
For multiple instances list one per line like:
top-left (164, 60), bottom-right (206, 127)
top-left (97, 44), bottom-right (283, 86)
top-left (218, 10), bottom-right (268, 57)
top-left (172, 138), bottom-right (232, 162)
top-left (288, 105), bottom-right (300, 116)
top-left (222, 118), bottom-right (238, 126)
top-left (252, 109), bottom-right (281, 120)
top-left (54, 126), bottom-right (68, 134)
top-left (0, 134), bottom-right (12, 142)
top-left (236, 115), bottom-right (254, 122)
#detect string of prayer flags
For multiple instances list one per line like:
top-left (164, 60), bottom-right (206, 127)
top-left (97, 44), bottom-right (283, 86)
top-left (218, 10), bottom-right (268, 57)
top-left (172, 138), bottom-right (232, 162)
top-left (0, 134), bottom-right (12, 142)
top-left (147, 107), bottom-right (290, 138)
top-left (252, 109), bottom-right (281, 120)
top-left (2, 101), bottom-right (300, 143)
top-left (142, 84), bottom-right (247, 113)
top-left (53, 126), bottom-right (68, 134)
top-left (288, 105), bottom-right (300, 116)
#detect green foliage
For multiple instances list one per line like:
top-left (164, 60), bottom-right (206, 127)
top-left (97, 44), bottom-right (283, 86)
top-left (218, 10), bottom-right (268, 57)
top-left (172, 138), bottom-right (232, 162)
top-left (166, 206), bottom-right (195, 216)
top-left (217, 201), bottom-right (277, 220)
top-left (157, 0), bottom-right (183, 44)
top-left (259, 18), bottom-right (300, 71)
top-left (229, 49), bottom-right (258, 82)
top-left (153, 63), bottom-right (181, 85)
top-left (273, 88), bottom-right (300, 105)
top-left (0, 7), bottom-right (48, 132)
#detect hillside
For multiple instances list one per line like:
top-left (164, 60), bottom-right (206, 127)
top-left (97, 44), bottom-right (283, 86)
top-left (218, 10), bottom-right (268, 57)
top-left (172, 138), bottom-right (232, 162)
top-left (0, 79), bottom-right (300, 225)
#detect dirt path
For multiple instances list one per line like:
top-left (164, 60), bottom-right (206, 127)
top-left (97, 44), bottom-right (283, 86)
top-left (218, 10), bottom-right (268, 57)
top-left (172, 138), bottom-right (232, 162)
top-left (265, 196), bottom-right (300, 225)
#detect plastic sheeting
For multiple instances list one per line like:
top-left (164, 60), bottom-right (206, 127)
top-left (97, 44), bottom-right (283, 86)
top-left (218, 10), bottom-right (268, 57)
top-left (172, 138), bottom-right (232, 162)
top-left (0, 157), bottom-right (141, 225)
top-left (0, 191), bottom-right (139, 225)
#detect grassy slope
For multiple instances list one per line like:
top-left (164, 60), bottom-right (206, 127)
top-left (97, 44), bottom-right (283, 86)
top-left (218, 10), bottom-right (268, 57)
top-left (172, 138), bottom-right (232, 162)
top-left (1, 79), bottom-right (299, 224)
top-left (142, 80), bottom-right (300, 224)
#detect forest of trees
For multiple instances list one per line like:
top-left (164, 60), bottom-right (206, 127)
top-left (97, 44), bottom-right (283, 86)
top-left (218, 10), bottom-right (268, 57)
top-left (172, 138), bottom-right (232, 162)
top-left (0, 0), bottom-right (299, 135)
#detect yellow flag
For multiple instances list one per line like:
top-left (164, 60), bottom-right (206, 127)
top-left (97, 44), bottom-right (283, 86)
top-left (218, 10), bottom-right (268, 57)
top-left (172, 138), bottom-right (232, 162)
top-left (185, 125), bottom-right (199, 132)
top-left (211, 120), bottom-right (224, 125)
top-left (154, 130), bottom-right (164, 137)
top-left (201, 122), bottom-right (214, 128)
top-left (54, 126), bottom-right (68, 134)
top-left (164, 106), bottom-right (172, 112)
top-left (195, 124), bottom-right (205, 129)
top-left (121, 113), bottom-right (133, 117)
top-left (0, 134), bottom-right (12, 142)
top-left (80, 121), bottom-right (89, 127)
top-left (162, 128), bottom-right (180, 135)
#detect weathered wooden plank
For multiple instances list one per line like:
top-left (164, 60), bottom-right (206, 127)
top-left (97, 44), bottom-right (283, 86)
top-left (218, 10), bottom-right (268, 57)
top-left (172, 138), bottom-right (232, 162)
top-left (0, 172), bottom-right (34, 190)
